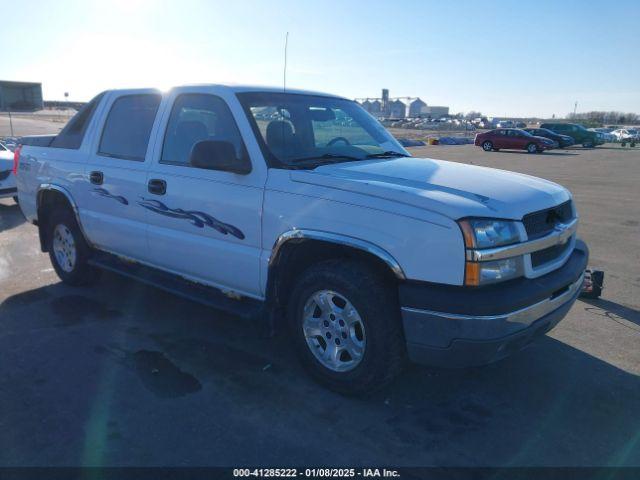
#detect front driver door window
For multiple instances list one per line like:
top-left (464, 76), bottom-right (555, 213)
top-left (145, 92), bottom-right (264, 298)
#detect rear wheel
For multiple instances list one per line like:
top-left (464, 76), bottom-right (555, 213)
top-left (287, 259), bottom-right (406, 395)
top-left (47, 207), bottom-right (99, 285)
top-left (526, 143), bottom-right (538, 154)
top-left (482, 141), bottom-right (493, 151)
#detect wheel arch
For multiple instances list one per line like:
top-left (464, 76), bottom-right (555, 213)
top-left (36, 184), bottom-right (84, 252)
top-left (266, 230), bottom-right (405, 311)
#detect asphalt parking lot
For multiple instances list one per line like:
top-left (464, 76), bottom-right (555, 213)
top-left (0, 144), bottom-right (638, 467)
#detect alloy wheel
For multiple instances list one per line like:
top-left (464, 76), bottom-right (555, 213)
top-left (52, 224), bottom-right (77, 273)
top-left (302, 290), bottom-right (366, 372)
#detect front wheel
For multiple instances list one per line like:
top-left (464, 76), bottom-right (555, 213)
top-left (583, 141), bottom-right (594, 148)
top-left (526, 143), bottom-right (538, 154)
top-left (482, 141), bottom-right (493, 151)
top-left (47, 207), bottom-right (99, 286)
top-left (287, 259), bottom-right (406, 395)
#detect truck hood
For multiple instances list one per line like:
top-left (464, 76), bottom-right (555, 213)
top-left (290, 157), bottom-right (570, 220)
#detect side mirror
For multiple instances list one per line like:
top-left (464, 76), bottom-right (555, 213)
top-left (189, 140), bottom-right (251, 174)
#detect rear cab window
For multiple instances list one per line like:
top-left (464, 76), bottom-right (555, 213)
top-left (50, 92), bottom-right (105, 150)
top-left (98, 94), bottom-right (161, 161)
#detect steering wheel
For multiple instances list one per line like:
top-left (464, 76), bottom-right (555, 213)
top-left (327, 136), bottom-right (351, 147)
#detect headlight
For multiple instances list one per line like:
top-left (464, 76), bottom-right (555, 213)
top-left (458, 219), bottom-right (520, 249)
top-left (458, 219), bottom-right (523, 286)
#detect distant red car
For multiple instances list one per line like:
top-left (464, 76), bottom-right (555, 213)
top-left (475, 128), bottom-right (555, 153)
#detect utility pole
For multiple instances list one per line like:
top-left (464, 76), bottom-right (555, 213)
top-left (8, 110), bottom-right (13, 136)
top-left (573, 101), bottom-right (578, 116)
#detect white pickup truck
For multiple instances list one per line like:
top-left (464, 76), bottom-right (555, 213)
top-left (15, 85), bottom-right (588, 394)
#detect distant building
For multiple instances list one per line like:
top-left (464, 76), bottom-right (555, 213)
top-left (0, 80), bottom-right (43, 111)
top-left (355, 89), bottom-right (448, 119)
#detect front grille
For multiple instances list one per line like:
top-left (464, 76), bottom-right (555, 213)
top-left (531, 241), bottom-right (572, 268)
top-left (523, 200), bottom-right (573, 239)
top-left (0, 170), bottom-right (11, 181)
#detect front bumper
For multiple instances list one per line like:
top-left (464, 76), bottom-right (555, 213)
top-left (400, 240), bottom-right (588, 368)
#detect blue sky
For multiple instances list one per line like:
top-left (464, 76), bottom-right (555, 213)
top-left (1, 0), bottom-right (638, 117)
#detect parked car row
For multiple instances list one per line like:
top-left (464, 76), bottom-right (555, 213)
top-left (540, 123), bottom-right (605, 148)
top-left (0, 136), bottom-right (20, 151)
top-left (496, 120), bottom-right (527, 129)
top-left (382, 118), bottom-right (477, 131)
top-left (474, 122), bottom-right (614, 153)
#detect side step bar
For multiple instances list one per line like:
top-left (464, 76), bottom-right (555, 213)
top-left (88, 251), bottom-right (265, 321)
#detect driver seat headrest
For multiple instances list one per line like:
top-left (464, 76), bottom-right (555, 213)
top-left (266, 120), bottom-right (296, 155)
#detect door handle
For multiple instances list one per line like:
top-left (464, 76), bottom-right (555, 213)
top-left (89, 171), bottom-right (104, 185)
top-left (148, 179), bottom-right (167, 195)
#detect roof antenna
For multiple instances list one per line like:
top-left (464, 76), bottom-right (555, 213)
top-left (283, 32), bottom-right (289, 93)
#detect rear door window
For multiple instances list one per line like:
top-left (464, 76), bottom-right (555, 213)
top-left (98, 94), bottom-right (161, 161)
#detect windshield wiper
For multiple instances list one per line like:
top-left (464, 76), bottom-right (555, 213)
top-left (290, 153), bottom-right (363, 165)
top-left (365, 151), bottom-right (410, 159)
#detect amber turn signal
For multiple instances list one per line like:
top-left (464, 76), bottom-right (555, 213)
top-left (464, 261), bottom-right (480, 286)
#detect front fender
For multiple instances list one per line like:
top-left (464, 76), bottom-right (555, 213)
top-left (270, 229), bottom-right (406, 279)
top-left (261, 188), bottom-right (466, 291)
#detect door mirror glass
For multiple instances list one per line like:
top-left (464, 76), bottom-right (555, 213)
top-left (189, 140), bottom-right (251, 174)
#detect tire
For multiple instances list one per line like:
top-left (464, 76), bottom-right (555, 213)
top-left (526, 143), bottom-right (537, 154)
top-left (583, 140), bottom-right (594, 148)
top-left (287, 259), bottom-right (406, 395)
top-left (47, 207), bottom-right (99, 286)
top-left (482, 141), bottom-right (493, 151)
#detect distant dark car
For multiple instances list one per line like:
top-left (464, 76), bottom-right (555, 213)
top-left (474, 128), bottom-right (555, 153)
top-left (524, 128), bottom-right (575, 148)
top-left (515, 122), bottom-right (527, 128)
top-left (540, 123), bottom-right (603, 148)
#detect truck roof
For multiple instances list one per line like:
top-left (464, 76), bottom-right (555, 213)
top-left (104, 84), bottom-right (347, 99)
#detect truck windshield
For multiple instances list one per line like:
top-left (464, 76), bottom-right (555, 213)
top-left (237, 92), bottom-right (408, 167)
